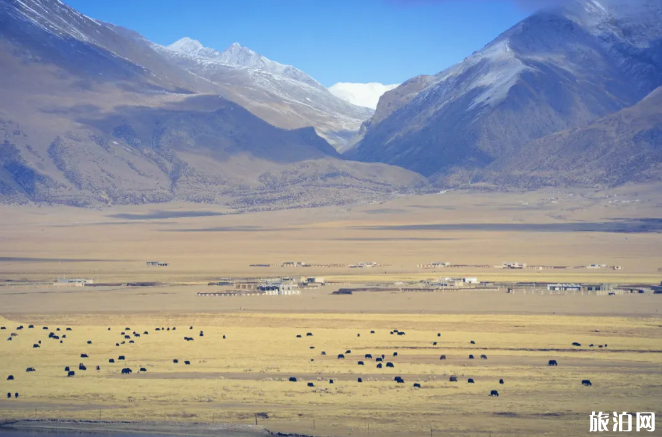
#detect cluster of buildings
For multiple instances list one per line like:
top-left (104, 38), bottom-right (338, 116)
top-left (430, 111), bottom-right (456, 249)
top-left (53, 277), bottom-right (94, 287)
top-left (496, 262), bottom-right (527, 269)
top-left (426, 277), bottom-right (480, 287)
top-left (199, 275), bottom-right (328, 298)
top-left (349, 262), bottom-right (380, 268)
top-left (200, 277), bottom-right (313, 297)
top-left (546, 283), bottom-right (612, 292)
top-left (146, 261), bottom-right (168, 267)
top-left (301, 276), bottom-right (325, 286)
top-left (277, 262), bottom-right (344, 268)
top-left (235, 278), bottom-right (301, 295)
top-left (420, 261), bottom-right (624, 271)
top-left (582, 264), bottom-right (622, 270)
top-left (281, 261), bottom-right (309, 268)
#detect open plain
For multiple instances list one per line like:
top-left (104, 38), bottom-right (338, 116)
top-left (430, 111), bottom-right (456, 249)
top-left (1, 187), bottom-right (662, 437)
top-left (1, 293), bottom-right (662, 437)
top-left (1, 185), bottom-right (661, 284)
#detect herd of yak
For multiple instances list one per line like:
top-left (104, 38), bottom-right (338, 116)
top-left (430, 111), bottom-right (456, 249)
top-left (2, 324), bottom-right (596, 400)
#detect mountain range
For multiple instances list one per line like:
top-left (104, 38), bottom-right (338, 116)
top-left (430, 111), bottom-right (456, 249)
top-left (0, 0), bottom-right (661, 209)
top-left (0, 0), bottom-right (425, 208)
top-left (152, 37), bottom-right (374, 150)
top-left (350, 0), bottom-right (662, 187)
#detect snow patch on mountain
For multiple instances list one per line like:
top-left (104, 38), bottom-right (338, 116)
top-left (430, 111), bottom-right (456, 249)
top-left (164, 38), bottom-right (321, 88)
top-left (563, 0), bottom-right (662, 46)
top-left (410, 38), bottom-right (530, 113)
top-left (156, 37), bottom-right (374, 150)
top-left (328, 82), bottom-right (399, 109)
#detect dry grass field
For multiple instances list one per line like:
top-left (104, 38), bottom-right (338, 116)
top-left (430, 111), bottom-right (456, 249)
top-left (1, 185), bottom-right (661, 284)
top-left (1, 299), bottom-right (661, 437)
top-left (1, 187), bottom-right (662, 436)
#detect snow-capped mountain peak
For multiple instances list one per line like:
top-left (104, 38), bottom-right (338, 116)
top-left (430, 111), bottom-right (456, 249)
top-left (167, 37), bottom-right (220, 58)
top-left (152, 36), bottom-right (373, 150)
top-left (328, 82), bottom-right (399, 109)
top-left (168, 37), bottom-right (202, 52)
top-left (218, 42), bottom-right (264, 67)
top-left (160, 38), bottom-right (321, 88)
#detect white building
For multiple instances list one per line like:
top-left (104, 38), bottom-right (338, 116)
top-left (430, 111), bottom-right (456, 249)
top-left (431, 262), bottom-right (451, 267)
top-left (498, 262), bottom-right (526, 269)
top-left (587, 264), bottom-right (607, 269)
top-left (350, 262), bottom-right (378, 268)
top-left (56, 277), bottom-right (93, 284)
top-left (259, 280), bottom-right (300, 295)
top-left (547, 283), bottom-right (581, 291)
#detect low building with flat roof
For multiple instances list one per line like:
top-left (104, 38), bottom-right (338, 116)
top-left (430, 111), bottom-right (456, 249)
top-left (547, 283), bottom-right (581, 291)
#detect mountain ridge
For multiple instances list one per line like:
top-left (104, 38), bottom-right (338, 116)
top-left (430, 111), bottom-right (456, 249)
top-left (164, 37), bottom-right (324, 89)
top-left (151, 36), bottom-right (374, 151)
top-left (0, 0), bottom-right (428, 208)
top-left (351, 0), bottom-right (662, 185)
top-left (479, 85), bottom-right (662, 189)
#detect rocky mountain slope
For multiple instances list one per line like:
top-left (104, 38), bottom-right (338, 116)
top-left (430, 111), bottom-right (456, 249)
top-left (153, 38), bottom-right (373, 151)
top-left (350, 0), bottom-right (662, 185)
top-left (0, 0), bottom-right (427, 208)
top-left (479, 86), bottom-right (662, 188)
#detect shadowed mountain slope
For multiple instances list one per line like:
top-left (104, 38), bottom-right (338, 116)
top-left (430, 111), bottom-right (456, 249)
top-left (479, 86), bottom-right (662, 188)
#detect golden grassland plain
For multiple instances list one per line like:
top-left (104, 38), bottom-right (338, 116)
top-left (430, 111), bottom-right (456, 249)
top-left (1, 187), bottom-right (662, 436)
top-left (1, 298), bottom-right (662, 437)
top-left (0, 186), bottom-right (661, 284)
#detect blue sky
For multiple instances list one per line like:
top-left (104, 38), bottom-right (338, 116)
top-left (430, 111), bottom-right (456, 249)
top-left (64, 0), bottom-right (530, 87)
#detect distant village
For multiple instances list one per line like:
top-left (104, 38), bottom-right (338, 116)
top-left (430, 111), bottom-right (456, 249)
top-left (418, 261), bottom-right (623, 270)
top-left (248, 260), bottom-right (624, 271)
top-left (45, 258), bottom-right (662, 298)
top-left (249, 261), bottom-right (387, 268)
top-left (198, 276), bottom-right (325, 297)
